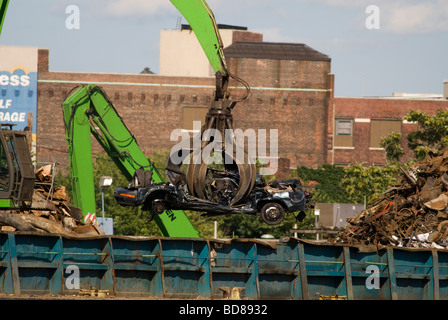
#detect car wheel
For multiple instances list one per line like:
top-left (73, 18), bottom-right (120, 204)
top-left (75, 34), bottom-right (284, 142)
top-left (260, 203), bottom-right (285, 225)
top-left (151, 199), bottom-right (166, 215)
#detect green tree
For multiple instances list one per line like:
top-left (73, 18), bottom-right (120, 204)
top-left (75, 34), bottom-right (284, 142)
top-left (217, 207), bottom-right (314, 239)
top-left (54, 150), bottom-right (317, 239)
top-left (340, 163), bottom-right (400, 204)
top-left (380, 109), bottom-right (448, 162)
top-left (55, 150), bottom-right (404, 238)
top-left (295, 164), bottom-right (348, 203)
top-left (92, 154), bottom-right (161, 236)
top-left (55, 149), bottom-right (236, 237)
top-left (380, 132), bottom-right (404, 163)
top-left (381, 109), bottom-right (448, 161)
top-left (405, 109), bottom-right (448, 160)
top-left (55, 151), bottom-right (175, 236)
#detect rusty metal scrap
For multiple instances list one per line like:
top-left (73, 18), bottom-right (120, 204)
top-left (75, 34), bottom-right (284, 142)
top-left (335, 148), bottom-right (448, 248)
top-left (79, 287), bottom-right (110, 297)
top-left (0, 165), bottom-right (103, 236)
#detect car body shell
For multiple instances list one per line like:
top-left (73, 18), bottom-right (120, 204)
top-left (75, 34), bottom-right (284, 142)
top-left (114, 178), bottom-right (313, 224)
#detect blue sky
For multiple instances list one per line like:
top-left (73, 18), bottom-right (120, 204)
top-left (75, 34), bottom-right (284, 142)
top-left (1, 0), bottom-right (447, 97)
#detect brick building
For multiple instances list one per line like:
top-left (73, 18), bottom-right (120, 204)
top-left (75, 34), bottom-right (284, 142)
top-left (36, 39), bottom-right (334, 178)
top-left (37, 48), bottom-right (216, 170)
top-left (29, 31), bottom-right (448, 177)
top-left (224, 41), bottom-right (333, 168)
top-left (160, 24), bottom-right (263, 77)
top-left (333, 96), bottom-right (448, 166)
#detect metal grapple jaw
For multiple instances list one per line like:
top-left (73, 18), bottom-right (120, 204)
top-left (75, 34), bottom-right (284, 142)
top-left (167, 72), bottom-right (255, 206)
top-left (167, 0), bottom-right (254, 206)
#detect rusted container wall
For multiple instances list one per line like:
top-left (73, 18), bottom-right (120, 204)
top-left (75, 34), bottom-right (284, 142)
top-left (0, 231), bottom-right (447, 299)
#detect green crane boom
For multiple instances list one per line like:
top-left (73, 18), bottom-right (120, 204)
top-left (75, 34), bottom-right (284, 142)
top-left (0, 0), bottom-right (250, 238)
top-left (170, 0), bottom-right (227, 77)
top-left (62, 84), bottom-right (199, 238)
top-left (0, 0), bottom-right (9, 35)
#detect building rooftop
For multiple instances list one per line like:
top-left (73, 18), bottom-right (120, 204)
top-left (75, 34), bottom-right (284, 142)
top-left (181, 24), bottom-right (248, 31)
top-left (224, 42), bottom-right (331, 62)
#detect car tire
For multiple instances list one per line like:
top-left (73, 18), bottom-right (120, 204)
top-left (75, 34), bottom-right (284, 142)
top-left (260, 203), bottom-right (285, 225)
top-left (151, 199), bottom-right (166, 215)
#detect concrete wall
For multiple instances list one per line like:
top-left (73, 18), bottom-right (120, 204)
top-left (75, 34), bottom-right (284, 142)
top-left (159, 28), bottom-right (262, 77)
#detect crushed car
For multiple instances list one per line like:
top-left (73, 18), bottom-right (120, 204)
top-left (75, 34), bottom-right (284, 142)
top-left (114, 169), bottom-right (313, 225)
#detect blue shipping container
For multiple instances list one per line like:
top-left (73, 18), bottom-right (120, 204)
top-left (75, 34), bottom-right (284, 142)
top-left (0, 231), bottom-right (446, 299)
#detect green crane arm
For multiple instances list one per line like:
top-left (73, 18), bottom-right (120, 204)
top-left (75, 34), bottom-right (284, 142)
top-left (168, 0), bottom-right (254, 204)
top-left (62, 84), bottom-right (199, 238)
top-left (170, 0), bottom-right (227, 77)
top-left (0, 0), bottom-right (10, 35)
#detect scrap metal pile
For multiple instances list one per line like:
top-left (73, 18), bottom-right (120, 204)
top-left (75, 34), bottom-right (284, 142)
top-left (0, 165), bottom-right (103, 236)
top-left (335, 148), bottom-right (448, 249)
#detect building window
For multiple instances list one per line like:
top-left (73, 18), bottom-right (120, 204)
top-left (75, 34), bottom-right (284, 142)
top-left (334, 118), bottom-right (353, 147)
top-left (182, 107), bottom-right (208, 131)
top-left (370, 119), bottom-right (401, 148)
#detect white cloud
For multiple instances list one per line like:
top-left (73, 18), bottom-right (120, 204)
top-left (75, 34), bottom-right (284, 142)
top-left (381, 1), bottom-right (448, 34)
top-left (294, 0), bottom-right (448, 34)
top-left (101, 0), bottom-right (448, 35)
top-left (105, 0), bottom-right (175, 17)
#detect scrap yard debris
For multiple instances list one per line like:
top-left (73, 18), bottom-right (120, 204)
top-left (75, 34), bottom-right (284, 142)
top-left (0, 165), bottom-right (104, 237)
top-left (335, 147), bottom-right (448, 249)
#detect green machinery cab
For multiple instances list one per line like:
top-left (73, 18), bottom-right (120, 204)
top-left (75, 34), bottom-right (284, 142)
top-left (0, 123), bottom-right (35, 209)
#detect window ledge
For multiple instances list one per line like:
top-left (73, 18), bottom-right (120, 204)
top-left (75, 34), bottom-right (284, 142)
top-left (334, 146), bottom-right (355, 150)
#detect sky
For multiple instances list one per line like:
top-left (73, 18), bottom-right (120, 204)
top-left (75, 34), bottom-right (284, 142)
top-left (1, 0), bottom-right (447, 97)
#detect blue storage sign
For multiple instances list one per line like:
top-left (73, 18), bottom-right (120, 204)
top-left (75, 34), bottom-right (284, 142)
top-left (0, 46), bottom-right (38, 133)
